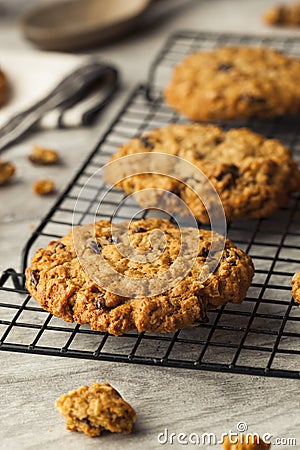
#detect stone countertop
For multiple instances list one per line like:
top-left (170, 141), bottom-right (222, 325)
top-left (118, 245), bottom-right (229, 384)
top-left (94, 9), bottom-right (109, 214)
top-left (0, 1), bottom-right (300, 449)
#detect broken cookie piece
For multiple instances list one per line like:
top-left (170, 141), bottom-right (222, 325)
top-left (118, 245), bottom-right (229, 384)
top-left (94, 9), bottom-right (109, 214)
top-left (33, 179), bottom-right (55, 195)
top-left (28, 145), bottom-right (59, 165)
top-left (0, 160), bottom-right (15, 186)
top-left (55, 382), bottom-right (136, 437)
top-left (223, 434), bottom-right (271, 450)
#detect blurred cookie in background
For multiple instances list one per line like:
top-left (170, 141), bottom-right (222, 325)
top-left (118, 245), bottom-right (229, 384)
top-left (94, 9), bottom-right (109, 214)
top-left (264, 2), bottom-right (300, 27)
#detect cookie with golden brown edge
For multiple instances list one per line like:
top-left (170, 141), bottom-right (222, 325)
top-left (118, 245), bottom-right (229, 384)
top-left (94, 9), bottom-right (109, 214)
top-left (25, 218), bottom-right (254, 336)
top-left (292, 271), bottom-right (300, 303)
top-left (164, 46), bottom-right (300, 120)
top-left (107, 124), bottom-right (300, 223)
top-left (55, 382), bottom-right (136, 437)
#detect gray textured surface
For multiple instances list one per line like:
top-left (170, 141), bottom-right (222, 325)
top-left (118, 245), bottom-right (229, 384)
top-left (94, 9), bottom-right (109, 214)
top-left (0, 1), bottom-right (300, 449)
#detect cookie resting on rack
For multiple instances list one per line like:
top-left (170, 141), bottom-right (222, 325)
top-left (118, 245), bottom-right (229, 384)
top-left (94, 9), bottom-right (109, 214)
top-left (25, 218), bottom-right (254, 336)
top-left (292, 271), bottom-right (300, 304)
top-left (55, 382), bottom-right (136, 437)
top-left (107, 123), bottom-right (300, 223)
top-left (164, 46), bottom-right (300, 120)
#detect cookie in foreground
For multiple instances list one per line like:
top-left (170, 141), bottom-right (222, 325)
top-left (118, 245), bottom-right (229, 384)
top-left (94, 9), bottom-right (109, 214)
top-left (164, 46), bottom-right (300, 120)
top-left (25, 218), bottom-right (254, 335)
top-left (292, 271), bottom-right (300, 304)
top-left (107, 124), bottom-right (300, 223)
top-left (55, 382), bottom-right (136, 437)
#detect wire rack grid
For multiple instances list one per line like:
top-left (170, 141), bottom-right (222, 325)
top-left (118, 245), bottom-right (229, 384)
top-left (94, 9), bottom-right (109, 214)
top-left (0, 31), bottom-right (300, 379)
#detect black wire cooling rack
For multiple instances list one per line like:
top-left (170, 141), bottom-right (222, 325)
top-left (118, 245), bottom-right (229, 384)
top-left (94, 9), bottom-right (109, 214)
top-left (1, 31), bottom-right (300, 379)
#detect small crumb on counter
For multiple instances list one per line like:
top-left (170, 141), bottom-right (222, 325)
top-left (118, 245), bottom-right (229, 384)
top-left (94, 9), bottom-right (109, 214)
top-left (0, 160), bottom-right (15, 185)
top-left (28, 145), bottom-right (60, 165)
top-left (33, 179), bottom-right (55, 195)
top-left (0, 68), bottom-right (8, 106)
top-left (55, 382), bottom-right (136, 438)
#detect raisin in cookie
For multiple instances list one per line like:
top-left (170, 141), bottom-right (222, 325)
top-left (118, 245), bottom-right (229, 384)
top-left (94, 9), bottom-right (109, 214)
top-left (264, 2), bottom-right (300, 27)
top-left (25, 218), bottom-right (254, 336)
top-left (55, 382), bottom-right (136, 437)
top-left (164, 47), bottom-right (300, 120)
top-left (107, 124), bottom-right (300, 223)
top-left (0, 68), bottom-right (7, 106)
top-left (292, 272), bottom-right (300, 303)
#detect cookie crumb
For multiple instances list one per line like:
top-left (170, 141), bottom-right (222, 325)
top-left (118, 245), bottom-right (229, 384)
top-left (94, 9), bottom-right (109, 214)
top-left (28, 146), bottom-right (59, 165)
top-left (33, 179), bottom-right (55, 195)
top-left (107, 124), bottom-right (300, 223)
top-left (55, 382), bottom-right (136, 437)
top-left (264, 3), bottom-right (300, 26)
top-left (0, 160), bottom-right (15, 186)
top-left (223, 434), bottom-right (271, 449)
